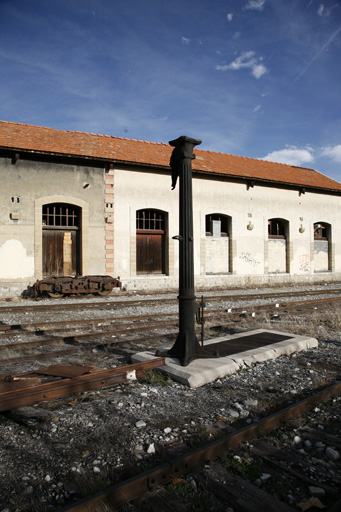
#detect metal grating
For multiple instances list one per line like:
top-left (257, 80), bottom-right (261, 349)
top-left (202, 332), bottom-right (291, 357)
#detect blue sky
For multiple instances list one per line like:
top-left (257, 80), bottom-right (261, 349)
top-left (1, 0), bottom-right (340, 182)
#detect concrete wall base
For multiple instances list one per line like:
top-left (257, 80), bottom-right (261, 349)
top-left (121, 272), bottom-right (341, 293)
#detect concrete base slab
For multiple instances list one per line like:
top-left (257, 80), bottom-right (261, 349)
top-left (132, 329), bottom-right (318, 388)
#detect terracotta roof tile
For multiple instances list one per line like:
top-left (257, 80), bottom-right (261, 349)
top-left (0, 120), bottom-right (340, 192)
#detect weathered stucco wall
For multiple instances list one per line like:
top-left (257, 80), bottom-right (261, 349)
top-left (0, 156), bottom-right (106, 292)
top-left (1, 156), bottom-right (340, 296)
top-left (113, 167), bottom-right (341, 291)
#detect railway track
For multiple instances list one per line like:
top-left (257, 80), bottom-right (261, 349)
top-left (0, 295), bottom-right (340, 369)
top-left (1, 285), bottom-right (340, 314)
top-left (0, 285), bottom-right (340, 512)
top-left (57, 381), bottom-right (341, 512)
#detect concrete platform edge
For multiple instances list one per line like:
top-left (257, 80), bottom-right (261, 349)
top-left (132, 329), bottom-right (318, 388)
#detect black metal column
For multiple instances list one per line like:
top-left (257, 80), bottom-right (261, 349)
top-left (166, 136), bottom-right (202, 366)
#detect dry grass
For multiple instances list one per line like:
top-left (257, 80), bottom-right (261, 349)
top-left (217, 306), bottom-right (341, 341)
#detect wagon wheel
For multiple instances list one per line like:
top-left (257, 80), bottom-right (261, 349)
top-left (47, 291), bottom-right (64, 298)
top-left (97, 289), bottom-right (112, 297)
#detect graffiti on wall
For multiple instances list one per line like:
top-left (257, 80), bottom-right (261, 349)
top-left (299, 254), bottom-right (310, 272)
top-left (239, 252), bottom-right (260, 267)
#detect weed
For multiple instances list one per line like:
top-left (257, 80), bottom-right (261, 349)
top-left (140, 369), bottom-right (172, 387)
top-left (189, 425), bottom-right (219, 448)
top-left (220, 451), bottom-right (263, 480)
top-left (167, 479), bottom-right (225, 511)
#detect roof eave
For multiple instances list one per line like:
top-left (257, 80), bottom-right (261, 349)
top-left (193, 168), bottom-right (341, 195)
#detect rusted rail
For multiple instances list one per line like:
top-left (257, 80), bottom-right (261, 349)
top-left (0, 358), bottom-right (165, 412)
top-left (1, 296), bottom-right (340, 336)
top-left (0, 296), bottom-right (340, 368)
top-left (1, 286), bottom-right (340, 313)
top-left (57, 380), bottom-right (341, 512)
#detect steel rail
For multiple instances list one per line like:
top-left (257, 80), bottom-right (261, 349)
top-left (57, 380), bottom-right (341, 512)
top-left (0, 358), bottom-right (165, 412)
top-left (1, 296), bottom-right (339, 360)
top-left (1, 296), bottom-right (340, 335)
top-left (1, 286), bottom-right (340, 313)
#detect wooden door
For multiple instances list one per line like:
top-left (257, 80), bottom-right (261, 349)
top-left (136, 231), bottom-right (164, 274)
top-left (43, 229), bottom-right (78, 277)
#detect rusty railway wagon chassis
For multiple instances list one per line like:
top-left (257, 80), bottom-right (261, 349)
top-left (33, 275), bottom-right (122, 298)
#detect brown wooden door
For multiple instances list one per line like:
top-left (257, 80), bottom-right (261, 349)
top-left (136, 231), bottom-right (164, 274)
top-left (43, 229), bottom-right (78, 277)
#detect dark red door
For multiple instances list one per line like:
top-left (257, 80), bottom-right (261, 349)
top-left (136, 231), bottom-right (164, 274)
top-left (43, 229), bottom-right (78, 277)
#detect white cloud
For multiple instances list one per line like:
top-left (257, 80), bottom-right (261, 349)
top-left (317, 4), bottom-right (325, 16)
top-left (215, 51), bottom-right (268, 79)
top-left (321, 144), bottom-right (341, 163)
top-left (244, 0), bottom-right (266, 11)
top-left (227, 13), bottom-right (233, 22)
top-left (262, 146), bottom-right (315, 166)
top-left (317, 3), bottom-right (335, 16)
top-left (252, 63), bottom-right (267, 79)
top-left (253, 104), bottom-right (261, 112)
top-left (181, 36), bottom-right (190, 45)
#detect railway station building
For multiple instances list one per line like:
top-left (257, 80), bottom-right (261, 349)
top-left (0, 120), bottom-right (341, 296)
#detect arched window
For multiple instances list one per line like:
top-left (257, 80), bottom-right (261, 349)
top-left (314, 222), bottom-right (328, 240)
top-left (206, 214), bottom-right (229, 237)
top-left (136, 209), bottom-right (167, 274)
top-left (205, 213), bottom-right (231, 273)
top-left (268, 218), bottom-right (286, 238)
top-left (314, 222), bottom-right (331, 272)
top-left (268, 218), bottom-right (288, 273)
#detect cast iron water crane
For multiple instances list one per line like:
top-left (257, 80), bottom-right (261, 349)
top-left (159, 136), bottom-right (205, 366)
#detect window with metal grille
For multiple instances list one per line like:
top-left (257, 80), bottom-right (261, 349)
top-left (136, 209), bottom-right (165, 232)
top-left (206, 214), bottom-right (229, 236)
top-left (268, 219), bottom-right (286, 238)
top-left (314, 223), bottom-right (328, 240)
top-left (42, 204), bottom-right (80, 228)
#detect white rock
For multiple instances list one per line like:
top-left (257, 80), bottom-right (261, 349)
top-left (326, 447), bottom-right (340, 461)
top-left (233, 402), bottom-right (243, 411)
top-left (135, 420), bottom-right (146, 428)
top-left (293, 436), bottom-right (302, 445)
top-left (227, 408), bottom-right (239, 418)
top-left (164, 427), bottom-right (172, 434)
top-left (93, 466), bottom-right (101, 473)
top-left (147, 443), bottom-right (155, 454)
top-left (45, 475), bottom-right (51, 482)
top-left (260, 473), bottom-right (271, 482)
top-left (243, 399), bottom-right (258, 407)
top-left (189, 478), bottom-right (197, 490)
top-left (309, 486), bottom-right (325, 497)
